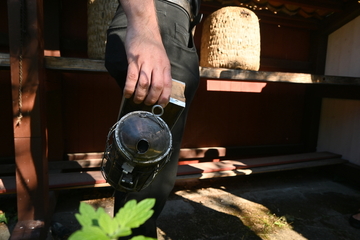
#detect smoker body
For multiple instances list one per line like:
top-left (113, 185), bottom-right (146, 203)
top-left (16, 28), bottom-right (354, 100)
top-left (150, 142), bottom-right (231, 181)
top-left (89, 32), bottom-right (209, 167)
top-left (101, 80), bottom-right (186, 192)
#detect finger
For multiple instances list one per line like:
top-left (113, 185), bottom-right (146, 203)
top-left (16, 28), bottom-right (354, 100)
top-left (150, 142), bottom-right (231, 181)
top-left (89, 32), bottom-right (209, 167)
top-left (157, 69), bottom-right (172, 107)
top-left (123, 63), bottom-right (139, 99)
top-left (144, 69), bottom-right (163, 106)
top-left (133, 68), bottom-right (151, 104)
top-left (157, 77), bottom-right (172, 107)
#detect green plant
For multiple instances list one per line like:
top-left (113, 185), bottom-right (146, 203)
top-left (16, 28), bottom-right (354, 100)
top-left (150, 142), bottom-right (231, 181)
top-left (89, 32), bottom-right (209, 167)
top-left (0, 211), bottom-right (7, 224)
top-left (69, 198), bottom-right (157, 240)
top-left (0, 208), bottom-right (17, 225)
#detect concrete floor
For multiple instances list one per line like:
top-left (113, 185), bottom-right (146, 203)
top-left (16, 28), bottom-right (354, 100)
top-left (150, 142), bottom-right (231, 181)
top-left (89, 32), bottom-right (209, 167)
top-left (1, 165), bottom-right (360, 240)
top-left (158, 167), bottom-right (360, 240)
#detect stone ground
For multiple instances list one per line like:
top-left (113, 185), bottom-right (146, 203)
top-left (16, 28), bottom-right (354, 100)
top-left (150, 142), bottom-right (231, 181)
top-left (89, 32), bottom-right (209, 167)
top-left (1, 165), bottom-right (360, 240)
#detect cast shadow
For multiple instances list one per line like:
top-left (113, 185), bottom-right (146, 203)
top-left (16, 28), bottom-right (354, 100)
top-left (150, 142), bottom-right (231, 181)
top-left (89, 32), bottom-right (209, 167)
top-left (157, 193), bottom-right (262, 240)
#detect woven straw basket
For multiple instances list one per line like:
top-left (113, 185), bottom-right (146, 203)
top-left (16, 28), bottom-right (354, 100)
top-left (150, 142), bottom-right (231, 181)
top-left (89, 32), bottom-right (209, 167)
top-left (200, 7), bottom-right (260, 70)
top-left (87, 0), bottom-right (118, 59)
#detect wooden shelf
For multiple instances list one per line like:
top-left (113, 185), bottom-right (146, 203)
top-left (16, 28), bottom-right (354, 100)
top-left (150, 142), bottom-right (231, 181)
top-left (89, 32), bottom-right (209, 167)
top-left (0, 151), bottom-right (346, 194)
top-left (201, 67), bottom-right (360, 85)
top-left (45, 55), bottom-right (107, 72)
top-left (1, 53), bottom-right (360, 85)
top-left (0, 53), bottom-right (107, 72)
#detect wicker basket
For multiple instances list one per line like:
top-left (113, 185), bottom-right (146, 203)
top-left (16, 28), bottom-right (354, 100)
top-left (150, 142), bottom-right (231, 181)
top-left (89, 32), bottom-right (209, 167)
top-left (87, 0), bottom-right (118, 59)
top-left (200, 7), bottom-right (260, 70)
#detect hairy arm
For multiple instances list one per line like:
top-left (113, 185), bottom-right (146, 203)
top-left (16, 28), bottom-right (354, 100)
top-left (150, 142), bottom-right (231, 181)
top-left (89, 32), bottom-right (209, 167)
top-left (119, 0), bottom-right (172, 107)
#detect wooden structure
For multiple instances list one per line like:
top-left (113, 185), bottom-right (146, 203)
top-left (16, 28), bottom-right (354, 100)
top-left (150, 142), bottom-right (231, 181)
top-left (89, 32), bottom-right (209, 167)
top-left (1, 0), bottom-right (360, 238)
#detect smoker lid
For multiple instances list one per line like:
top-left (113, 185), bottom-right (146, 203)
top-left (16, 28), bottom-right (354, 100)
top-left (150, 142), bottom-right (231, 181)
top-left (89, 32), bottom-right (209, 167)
top-left (114, 109), bottom-right (172, 165)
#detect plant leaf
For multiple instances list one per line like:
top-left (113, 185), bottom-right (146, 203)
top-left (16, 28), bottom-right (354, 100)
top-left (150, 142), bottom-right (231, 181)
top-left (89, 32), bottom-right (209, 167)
top-left (98, 211), bottom-right (118, 235)
top-left (69, 226), bottom-right (109, 240)
top-left (79, 202), bottom-right (97, 217)
top-left (114, 227), bottom-right (132, 238)
top-left (75, 202), bottom-right (98, 227)
top-left (115, 199), bottom-right (155, 229)
top-left (75, 213), bottom-right (90, 228)
top-left (0, 212), bottom-right (7, 224)
top-left (96, 206), bottom-right (107, 217)
top-left (130, 236), bottom-right (157, 240)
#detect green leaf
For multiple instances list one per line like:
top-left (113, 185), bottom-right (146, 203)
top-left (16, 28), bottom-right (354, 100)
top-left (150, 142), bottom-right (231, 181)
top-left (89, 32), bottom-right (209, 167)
top-left (69, 226), bottom-right (109, 240)
top-left (115, 199), bottom-right (155, 229)
top-left (96, 206), bottom-right (106, 215)
top-left (71, 200), bottom-right (156, 240)
top-left (113, 227), bottom-right (132, 238)
top-left (98, 211), bottom-right (118, 235)
top-left (75, 202), bottom-right (98, 227)
top-left (0, 212), bottom-right (7, 224)
top-left (75, 213), bottom-right (90, 228)
top-left (79, 202), bottom-right (98, 217)
top-left (130, 236), bottom-right (157, 240)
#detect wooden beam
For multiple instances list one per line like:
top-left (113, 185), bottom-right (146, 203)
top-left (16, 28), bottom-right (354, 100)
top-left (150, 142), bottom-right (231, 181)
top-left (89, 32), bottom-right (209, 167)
top-left (177, 151), bottom-right (342, 175)
top-left (176, 158), bottom-right (347, 180)
top-left (0, 157), bottom-right (347, 193)
top-left (0, 144), bottom-right (307, 176)
top-left (256, 11), bottom-right (320, 30)
top-left (266, 0), bottom-right (343, 12)
top-left (3, 53), bottom-right (360, 85)
top-left (0, 152), bottom-right (345, 193)
top-left (45, 56), bottom-right (107, 72)
top-left (321, 0), bottom-right (360, 34)
top-left (201, 0), bottom-right (343, 15)
top-left (7, 0), bottom-right (50, 239)
top-left (28, 55), bottom-right (360, 85)
top-left (200, 67), bottom-right (360, 85)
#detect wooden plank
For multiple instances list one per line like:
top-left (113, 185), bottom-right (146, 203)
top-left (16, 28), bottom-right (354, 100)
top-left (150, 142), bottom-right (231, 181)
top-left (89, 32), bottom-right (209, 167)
top-left (1, 156), bottom-right (346, 194)
top-left (0, 151), bottom-right (342, 175)
top-left (256, 11), bottom-right (320, 30)
top-left (0, 171), bottom-right (108, 194)
top-left (49, 171), bottom-right (107, 189)
top-left (44, 56), bottom-right (107, 72)
top-left (0, 160), bottom-right (104, 175)
top-left (177, 152), bottom-right (341, 175)
top-left (0, 151), bottom-right (342, 193)
top-left (2, 53), bottom-right (360, 85)
top-left (267, 0), bottom-right (343, 12)
top-left (62, 144), bottom-right (305, 164)
top-left (322, 0), bottom-right (360, 35)
top-left (66, 152), bottom-right (104, 161)
top-left (176, 158), bottom-right (347, 180)
top-left (200, 67), bottom-right (360, 85)
top-left (49, 159), bottom-right (102, 171)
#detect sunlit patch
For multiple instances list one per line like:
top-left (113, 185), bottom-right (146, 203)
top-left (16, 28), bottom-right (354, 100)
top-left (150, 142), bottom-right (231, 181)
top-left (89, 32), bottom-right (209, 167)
top-left (175, 187), bottom-right (307, 239)
top-left (207, 80), bottom-right (267, 93)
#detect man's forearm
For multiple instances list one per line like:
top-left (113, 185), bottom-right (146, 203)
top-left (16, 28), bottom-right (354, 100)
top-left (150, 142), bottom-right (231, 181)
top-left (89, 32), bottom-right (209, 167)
top-left (119, 0), bottom-right (162, 41)
top-left (118, 0), bottom-right (172, 107)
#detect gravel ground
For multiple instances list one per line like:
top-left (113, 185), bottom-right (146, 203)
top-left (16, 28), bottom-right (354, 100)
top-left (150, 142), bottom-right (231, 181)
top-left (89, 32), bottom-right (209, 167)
top-left (1, 166), bottom-right (360, 240)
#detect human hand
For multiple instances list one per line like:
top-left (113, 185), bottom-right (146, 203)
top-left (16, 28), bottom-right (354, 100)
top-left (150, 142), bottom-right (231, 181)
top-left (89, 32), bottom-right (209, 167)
top-left (123, 26), bottom-right (172, 107)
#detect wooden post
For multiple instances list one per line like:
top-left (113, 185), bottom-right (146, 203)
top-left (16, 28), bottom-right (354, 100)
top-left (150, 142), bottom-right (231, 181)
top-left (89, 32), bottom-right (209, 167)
top-left (7, 0), bottom-right (49, 239)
